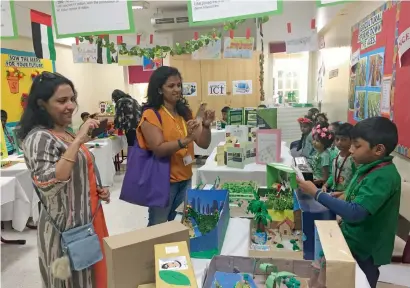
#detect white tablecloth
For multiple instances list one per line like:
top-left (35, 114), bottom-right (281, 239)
top-left (89, 135), bottom-right (127, 157)
top-left (197, 141), bottom-right (293, 186)
top-left (89, 143), bottom-right (116, 187)
top-left (194, 129), bottom-right (226, 156)
top-left (192, 218), bottom-right (372, 288)
top-left (0, 176), bottom-right (38, 231)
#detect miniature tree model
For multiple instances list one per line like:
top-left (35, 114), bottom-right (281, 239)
top-left (247, 191), bottom-right (272, 232)
top-left (259, 263), bottom-right (296, 288)
top-left (284, 277), bottom-right (301, 288)
top-left (185, 205), bottom-right (219, 235)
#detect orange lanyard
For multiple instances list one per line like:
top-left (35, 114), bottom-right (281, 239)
top-left (161, 106), bottom-right (187, 137)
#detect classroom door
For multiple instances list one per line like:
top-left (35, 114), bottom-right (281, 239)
top-left (200, 59), bottom-right (230, 121)
top-left (226, 53), bottom-right (260, 109)
top-left (170, 55), bottom-right (202, 115)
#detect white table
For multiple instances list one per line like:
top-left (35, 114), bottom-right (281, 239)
top-left (89, 143), bottom-right (116, 187)
top-left (89, 135), bottom-right (127, 158)
top-left (196, 141), bottom-right (293, 186)
top-left (194, 129), bottom-right (226, 156)
top-left (192, 218), bottom-right (372, 288)
top-left (0, 177), bottom-right (35, 231)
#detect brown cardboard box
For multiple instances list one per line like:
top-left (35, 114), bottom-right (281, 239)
top-left (103, 221), bottom-right (190, 288)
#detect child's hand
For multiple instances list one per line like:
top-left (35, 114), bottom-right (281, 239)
top-left (322, 184), bottom-right (328, 193)
top-left (330, 191), bottom-right (344, 198)
top-left (296, 177), bottom-right (318, 197)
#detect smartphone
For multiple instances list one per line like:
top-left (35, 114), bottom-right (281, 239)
top-left (90, 119), bottom-right (108, 138)
top-left (196, 103), bottom-right (207, 121)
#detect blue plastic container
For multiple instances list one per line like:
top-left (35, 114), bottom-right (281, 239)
top-left (295, 189), bottom-right (336, 260)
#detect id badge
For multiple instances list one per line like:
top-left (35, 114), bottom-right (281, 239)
top-left (183, 155), bottom-right (193, 166)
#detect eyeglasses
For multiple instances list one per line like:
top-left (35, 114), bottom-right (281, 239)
top-left (38, 71), bottom-right (65, 82)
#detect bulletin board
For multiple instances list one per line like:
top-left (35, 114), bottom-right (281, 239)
top-left (348, 1), bottom-right (410, 158)
top-left (1, 48), bottom-right (55, 124)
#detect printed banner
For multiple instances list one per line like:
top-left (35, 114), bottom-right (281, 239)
top-left (351, 48), bottom-right (360, 67)
top-left (286, 32), bottom-right (319, 53)
top-left (380, 76), bottom-right (392, 118)
top-left (223, 37), bottom-right (254, 59)
top-left (192, 39), bottom-right (221, 60)
top-left (1, 49), bottom-right (53, 123)
top-left (398, 27), bottom-right (410, 67)
top-left (1, 0), bottom-right (18, 39)
top-left (183, 82), bottom-right (198, 97)
top-left (188, 0), bottom-right (282, 26)
top-left (71, 43), bottom-right (112, 64)
top-left (208, 81), bottom-right (226, 96)
top-left (51, 0), bottom-right (135, 38)
top-left (232, 80), bottom-right (252, 95)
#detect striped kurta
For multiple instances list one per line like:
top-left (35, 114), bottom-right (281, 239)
top-left (23, 128), bottom-right (108, 288)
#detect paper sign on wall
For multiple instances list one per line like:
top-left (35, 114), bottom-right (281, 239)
top-left (183, 82), bottom-right (198, 97)
top-left (358, 11), bottom-right (382, 50)
top-left (398, 27), bottom-right (410, 67)
top-left (1, 0), bottom-right (18, 39)
top-left (232, 80), bottom-right (252, 95)
top-left (118, 44), bottom-right (141, 66)
top-left (188, 0), bottom-right (282, 26)
top-left (256, 129), bottom-right (281, 165)
top-left (72, 44), bottom-right (111, 64)
top-left (52, 0), bottom-right (135, 38)
top-left (223, 37), bottom-right (254, 59)
top-left (208, 81), bottom-right (226, 96)
top-left (351, 49), bottom-right (360, 67)
top-left (381, 76), bottom-right (392, 118)
top-left (192, 39), bottom-right (221, 60)
top-left (286, 32), bottom-right (319, 54)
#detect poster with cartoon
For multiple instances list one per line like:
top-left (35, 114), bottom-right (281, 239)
top-left (1, 49), bottom-right (53, 124)
top-left (142, 56), bottom-right (162, 71)
top-left (182, 82), bottom-right (197, 97)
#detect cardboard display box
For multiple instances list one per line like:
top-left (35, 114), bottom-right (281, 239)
top-left (181, 189), bottom-right (230, 259)
top-left (227, 108), bottom-right (244, 125)
top-left (257, 108), bottom-right (278, 129)
top-left (225, 125), bottom-right (249, 144)
top-left (226, 142), bottom-right (256, 169)
top-left (154, 241), bottom-right (197, 288)
top-left (244, 107), bottom-right (257, 126)
top-left (103, 221), bottom-right (189, 288)
top-left (203, 221), bottom-right (356, 288)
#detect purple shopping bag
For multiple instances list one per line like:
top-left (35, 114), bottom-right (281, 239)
top-left (119, 109), bottom-right (170, 208)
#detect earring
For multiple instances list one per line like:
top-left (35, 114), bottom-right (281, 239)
top-left (159, 91), bottom-right (163, 95)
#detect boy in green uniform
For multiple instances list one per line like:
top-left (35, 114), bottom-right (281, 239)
top-left (220, 106), bottom-right (230, 129)
top-left (297, 117), bottom-right (401, 288)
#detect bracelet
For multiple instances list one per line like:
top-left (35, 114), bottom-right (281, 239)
top-left (178, 139), bottom-right (185, 149)
top-left (61, 156), bottom-right (76, 163)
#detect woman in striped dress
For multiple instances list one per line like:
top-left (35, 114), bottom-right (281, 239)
top-left (18, 72), bottom-right (109, 288)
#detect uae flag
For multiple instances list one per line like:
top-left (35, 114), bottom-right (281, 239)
top-left (31, 10), bottom-right (56, 60)
top-left (97, 35), bottom-right (112, 64)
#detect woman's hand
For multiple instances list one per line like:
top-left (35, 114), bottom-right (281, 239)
top-left (75, 119), bottom-right (100, 144)
top-left (97, 187), bottom-right (110, 203)
top-left (186, 119), bottom-right (201, 141)
top-left (296, 177), bottom-right (318, 197)
top-left (203, 110), bottom-right (215, 127)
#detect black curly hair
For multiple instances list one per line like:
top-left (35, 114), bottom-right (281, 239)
top-left (143, 66), bottom-right (192, 121)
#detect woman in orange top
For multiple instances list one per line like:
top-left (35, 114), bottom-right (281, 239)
top-left (137, 66), bottom-right (215, 226)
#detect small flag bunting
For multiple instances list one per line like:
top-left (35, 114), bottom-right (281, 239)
top-left (97, 35), bottom-right (112, 64)
top-left (30, 10), bottom-right (56, 60)
top-left (287, 23), bottom-right (292, 34)
top-left (75, 37), bottom-right (79, 45)
top-left (246, 28), bottom-right (251, 39)
top-left (311, 19), bottom-right (316, 30)
top-left (117, 36), bottom-right (123, 45)
top-left (194, 32), bottom-right (199, 40)
top-left (137, 34), bottom-right (141, 45)
top-left (229, 30), bottom-right (234, 39)
top-left (149, 34), bottom-right (153, 44)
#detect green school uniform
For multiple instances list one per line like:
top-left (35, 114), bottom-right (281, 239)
top-left (341, 156), bottom-right (401, 265)
top-left (301, 133), bottom-right (315, 159)
top-left (326, 153), bottom-right (356, 191)
top-left (311, 149), bottom-right (331, 180)
top-left (329, 146), bottom-right (339, 164)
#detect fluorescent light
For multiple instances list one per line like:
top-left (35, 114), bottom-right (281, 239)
top-left (132, 5), bottom-right (144, 10)
top-left (132, 1), bottom-right (149, 10)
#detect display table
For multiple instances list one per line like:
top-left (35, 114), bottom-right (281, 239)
top-left (196, 141), bottom-right (293, 186)
top-left (194, 129), bottom-right (225, 156)
top-left (191, 218), bottom-right (372, 287)
top-left (88, 135), bottom-right (127, 172)
top-left (89, 142), bottom-right (116, 187)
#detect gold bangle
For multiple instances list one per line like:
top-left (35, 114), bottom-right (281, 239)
top-left (61, 156), bottom-right (76, 163)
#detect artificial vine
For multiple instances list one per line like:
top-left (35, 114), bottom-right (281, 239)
top-left (258, 17), bottom-right (268, 101)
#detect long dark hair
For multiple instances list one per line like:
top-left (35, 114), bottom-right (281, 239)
top-left (17, 72), bottom-right (77, 140)
top-left (143, 66), bottom-right (192, 121)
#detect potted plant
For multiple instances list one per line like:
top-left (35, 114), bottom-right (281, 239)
top-left (247, 191), bottom-right (272, 232)
top-left (259, 263), bottom-right (296, 288)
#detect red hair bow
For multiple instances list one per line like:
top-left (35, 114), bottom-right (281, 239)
top-left (297, 117), bottom-right (312, 124)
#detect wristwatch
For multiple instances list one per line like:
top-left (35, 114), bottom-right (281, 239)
top-left (178, 139), bottom-right (186, 149)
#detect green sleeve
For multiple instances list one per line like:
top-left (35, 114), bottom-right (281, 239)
top-left (353, 174), bottom-right (395, 215)
top-left (320, 152), bottom-right (330, 167)
top-left (326, 174), bottom-right (334, 186)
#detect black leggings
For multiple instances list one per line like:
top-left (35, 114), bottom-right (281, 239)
top-left (125, 129), bottom-right (136, 147)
